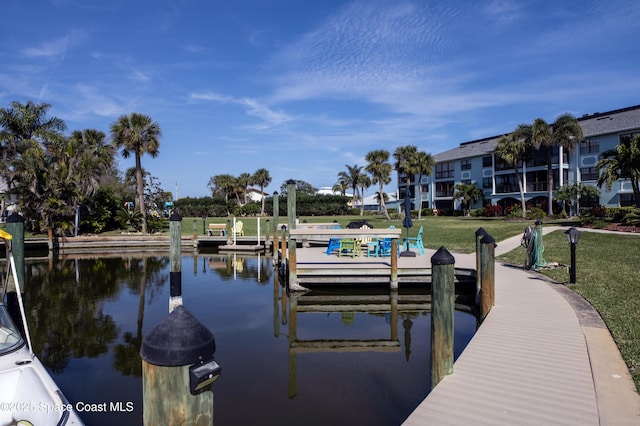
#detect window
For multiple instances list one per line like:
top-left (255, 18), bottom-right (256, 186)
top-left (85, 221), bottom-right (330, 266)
top-left (620, 132), bottom-right (640, 144)
top-left (580, 167), bottom-right (598, 181)
top-left (435, 162), bottom-right (454, 179)
top-left (482, 178), bottom-right (492, 189)
top-left (483, 156), bottom-right (492, 168)
top-left (435, 181), bottom-right (455, 197)
top-left (580, 140), bottom-right (599, 154)
top-left (620, 193), bottom-right (634, 207)
top-left (495, 175), bottom-right (519, 193)
top-left (420, 184), bottom-right (429, 193)
top-left (461, 159), bottom-right (472, 170)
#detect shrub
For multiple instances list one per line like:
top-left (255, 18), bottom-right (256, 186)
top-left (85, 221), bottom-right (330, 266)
top-left (607, 206), bottom-right (634, 221)
top-left (483, 204), bottom-right (502, 217)
top-left (622, 209), bottom-right (640, 227)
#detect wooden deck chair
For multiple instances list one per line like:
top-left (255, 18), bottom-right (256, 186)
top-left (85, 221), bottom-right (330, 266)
top-left (402, 226), bottom-right (425, 255)
top-left (233, 220), bottom-right (244, 236)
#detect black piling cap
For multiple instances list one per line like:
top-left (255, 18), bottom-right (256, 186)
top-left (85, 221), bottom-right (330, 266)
top-left (431, 246), bottom-right (455, 265)
top-left (140, 305), bottom-right (215, 367)
top-left (6, 213), bottom-right (25, 223)
top-left (475, 227), bottom-right (488, 237)
top-left (169, 212), bottom-right (183, 222)
top-left (481, 234), bottom-right (497, 248)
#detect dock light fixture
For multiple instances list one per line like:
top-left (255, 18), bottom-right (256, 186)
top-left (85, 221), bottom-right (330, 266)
top-left (564, 227), bottom-right (580, 284)
top-left (189, 358), bottom-right (222, 394)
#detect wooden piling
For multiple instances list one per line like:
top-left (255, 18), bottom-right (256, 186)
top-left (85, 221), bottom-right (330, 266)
top-left (5, 213), bottom-right (25, 292)
top-left (475, 227), bottom-right (488, 305)
top-left (431, 246), bottom-right (455, 389)
top-left (140, 306), bottom-right (217, 426)
top-left (169, 213), bottom-right (182, 313)
top-left (141, 217), bottom-right (219, 425)
top-left (479, 234), bottom-right (496, 321)
top-left (390, 238), bottom-right (399, 290)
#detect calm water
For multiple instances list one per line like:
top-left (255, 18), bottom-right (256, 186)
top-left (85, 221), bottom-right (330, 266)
top-left (16, 252), bottom-right (477, 426)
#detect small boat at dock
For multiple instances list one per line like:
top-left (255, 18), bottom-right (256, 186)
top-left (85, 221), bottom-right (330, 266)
top-left (0, 229), bottom-right (83, 425)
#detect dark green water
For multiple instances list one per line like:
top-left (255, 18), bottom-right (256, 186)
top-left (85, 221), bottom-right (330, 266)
top-left (16, 253), bottom-right (476, 426)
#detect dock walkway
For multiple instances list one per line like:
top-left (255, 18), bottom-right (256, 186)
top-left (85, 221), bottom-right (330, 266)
top-left (403, 227), bottom-right (640, 425)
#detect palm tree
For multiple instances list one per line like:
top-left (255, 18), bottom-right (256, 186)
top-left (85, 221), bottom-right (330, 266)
top-left (110, 113), bottom-right (162, 233)
top-left (337, 165), bottom-right (365, 212)
top-left (365, 149), bottom-right (392, 220)
top-left (65, 129), bottom-right (115, 234)
top-left (528, 114), bottom-right (583, 216)
top-left (208, 174), bottom-right (237, 203)
top-left (358, 174), bottom-right (371, 216)
top-left (332, 181), bottom-right (347, 196)
top-left (495, 128), bottom-right (531, 218)
top-left (414, 150), bottom-right (435, 219)
top-left (237, 172), bottom-right (251, 205)
top-left (596, 133), bottom-right (640, 207)
top-left (453, 182), bottom-right (482, 216)
top-left (393, 145), bottom-right (419, 211)
top-left (252, 168), bottom-right (272, 215)
top-left (0, 100), bottom-right (66, 192)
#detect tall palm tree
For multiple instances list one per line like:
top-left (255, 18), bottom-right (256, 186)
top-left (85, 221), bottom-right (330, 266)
top-left (208, 174), bottom-right (237, 202)
top-left (365, 149), bottom-right (392, 220)
top-left (597, 133), bottom-right (640, 207)
top-left (64, 129), bottom-right (115, 235)
top-left (414, 150), bottom-right (435, 219)
top-left (495, 128), bottom-right (531, 218)
top-left (252, 168), bottom-right (272, 215)
top-left (393, 145), bottom-right (419, 211)
top-left (0, 100), bottom-right (66, 192)
top-left (528, 114), bottom-right (583, 216)
top-left (237, 172), bottom-right (251, 205)
top-left (110, 113), bottom-right (161, 233)
top-left (332, 177), bottom-right (348, 196)
top-left (337, 164), bottom-right (365, 212)
top-left (358, 174), bottom-right (371, 216)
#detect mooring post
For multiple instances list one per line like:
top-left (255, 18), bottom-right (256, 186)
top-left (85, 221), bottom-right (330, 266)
top-left (390, 238), bottom-right (399, 290)
top-left (480, 234), bottom-right (496, 321)
top-left (141, 213), bottom-right (220, 425)
top-left (5, 213), bottom-right (25, 292)
top-left (265, 219), bottom-right (270, 249)
top-left (140, 306), bottom-right (219, 425)
top-left (169, 213), bottom-right (183, 313)
top-left (273, 192), bottom-right (280, 259)
top-left (226, 220), bottom-right (231, 245)
top-left (286, 180), bottom-right (297, 285)
top-left (431, 246), bottom-right (455, 389)
top-left (475, 227), bottom-right (488, 305)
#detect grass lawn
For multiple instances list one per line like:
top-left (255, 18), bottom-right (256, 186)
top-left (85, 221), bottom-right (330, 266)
top-left (498, 229), bottom-right (640, 393)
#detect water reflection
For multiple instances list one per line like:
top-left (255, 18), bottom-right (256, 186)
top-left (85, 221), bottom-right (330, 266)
top-left (8, 252), bottom-right (476, 426)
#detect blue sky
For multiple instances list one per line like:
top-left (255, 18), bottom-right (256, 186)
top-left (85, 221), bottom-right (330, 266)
top-left (2, 0), bottom-right (639, 198)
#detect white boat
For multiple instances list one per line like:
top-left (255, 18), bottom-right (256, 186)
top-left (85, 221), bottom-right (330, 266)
top-left (0, 229), bottom-right (83, 425)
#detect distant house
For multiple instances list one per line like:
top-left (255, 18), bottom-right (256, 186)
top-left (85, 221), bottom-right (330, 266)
top-left (0, 178), bottom-right (17, 221)
top-left (315, 186), bottom-right (353, 197)
top-left (361, 192), bottom-right (399, 212)
top-left (247, 187), bottom-right (269, 203)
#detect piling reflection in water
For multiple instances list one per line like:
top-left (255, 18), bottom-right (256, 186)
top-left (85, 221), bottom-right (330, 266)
top-left (13, 252), bottom-right (477, 426)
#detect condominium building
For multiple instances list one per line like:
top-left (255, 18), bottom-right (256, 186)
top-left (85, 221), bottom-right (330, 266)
top-left (398, 104), bottom-right (640, 214)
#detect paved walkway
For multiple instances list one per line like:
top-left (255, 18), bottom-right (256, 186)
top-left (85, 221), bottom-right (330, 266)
top-left (402, 227), bottom-right (640, 425)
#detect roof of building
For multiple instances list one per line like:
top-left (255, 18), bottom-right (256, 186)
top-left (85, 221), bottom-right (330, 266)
top-left (433, 104), bottom-right (640, 163)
